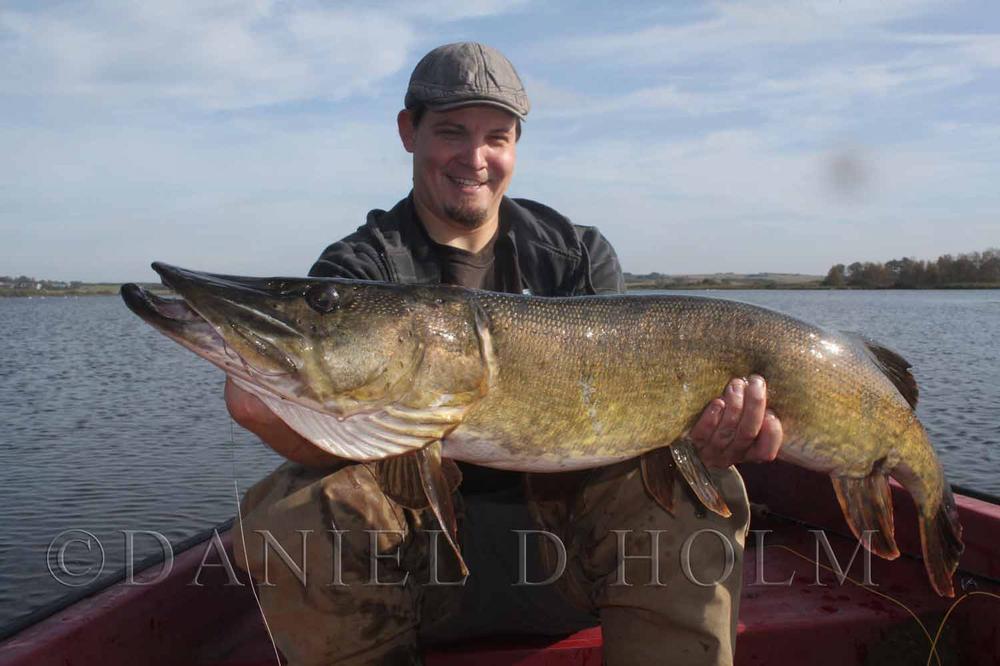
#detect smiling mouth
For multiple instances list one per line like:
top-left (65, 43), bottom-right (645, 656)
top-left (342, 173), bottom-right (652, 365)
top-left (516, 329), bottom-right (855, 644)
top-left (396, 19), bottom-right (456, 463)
top-left (448, 175), bottom-right (488, 189)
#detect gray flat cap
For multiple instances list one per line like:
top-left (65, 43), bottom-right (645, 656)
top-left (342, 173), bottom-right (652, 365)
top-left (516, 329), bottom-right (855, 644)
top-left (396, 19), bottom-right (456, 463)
top-left (405, 42), bottom-right (530, 120)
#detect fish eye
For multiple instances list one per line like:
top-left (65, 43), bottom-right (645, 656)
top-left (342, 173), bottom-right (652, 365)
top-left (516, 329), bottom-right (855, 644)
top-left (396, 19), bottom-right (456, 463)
top-left (305, 284), bottom-right (340, 314)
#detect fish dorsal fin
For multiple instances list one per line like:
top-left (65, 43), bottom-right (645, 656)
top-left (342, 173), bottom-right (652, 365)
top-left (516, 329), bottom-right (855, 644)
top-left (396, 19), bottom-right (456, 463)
top-left (378, 450), bottom-right (462, 510)
top-left (846, 333), bottom-right (919, 409)
top-left (231, 377), bottom-right (463, 461)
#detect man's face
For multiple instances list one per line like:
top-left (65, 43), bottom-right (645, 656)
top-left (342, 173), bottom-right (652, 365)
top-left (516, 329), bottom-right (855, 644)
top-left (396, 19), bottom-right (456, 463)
top-left (399, 105), bottom-right (517, 229)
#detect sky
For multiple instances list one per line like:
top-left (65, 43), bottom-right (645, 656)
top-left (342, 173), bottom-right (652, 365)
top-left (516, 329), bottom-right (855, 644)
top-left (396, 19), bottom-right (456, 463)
top-left (2, 0), bottom-right (999, 282)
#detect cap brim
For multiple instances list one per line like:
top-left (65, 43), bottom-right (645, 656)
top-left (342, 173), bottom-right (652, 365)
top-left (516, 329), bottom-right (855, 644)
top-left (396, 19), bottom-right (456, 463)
top-left (426, 98), bottom-right (527, 121)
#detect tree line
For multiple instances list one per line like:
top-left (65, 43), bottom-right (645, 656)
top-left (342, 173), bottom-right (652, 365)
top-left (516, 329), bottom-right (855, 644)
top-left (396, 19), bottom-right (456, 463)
top-left (822, 248), bottom-right (1000, 288)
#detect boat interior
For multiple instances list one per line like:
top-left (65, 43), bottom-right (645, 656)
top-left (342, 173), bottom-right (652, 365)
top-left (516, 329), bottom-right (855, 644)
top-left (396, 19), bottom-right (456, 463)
top-left (1, 461), bottom-right (997, 666)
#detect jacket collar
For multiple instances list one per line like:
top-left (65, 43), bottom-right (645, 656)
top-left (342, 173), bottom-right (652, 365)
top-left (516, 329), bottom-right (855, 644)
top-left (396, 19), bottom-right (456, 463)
top-left (364, 192), bottom-right (584, 295)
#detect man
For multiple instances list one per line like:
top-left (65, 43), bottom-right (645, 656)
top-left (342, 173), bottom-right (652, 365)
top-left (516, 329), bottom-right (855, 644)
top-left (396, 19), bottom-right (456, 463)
top-left (227, 42), bottom-right (782, 665)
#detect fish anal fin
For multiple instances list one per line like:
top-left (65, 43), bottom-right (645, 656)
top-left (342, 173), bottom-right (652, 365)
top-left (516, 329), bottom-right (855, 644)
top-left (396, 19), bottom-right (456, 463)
top-left (641, 447), bottom-right (677, 516)
top-left (670, 437), bottom-right (732, 518)
top-left (416, 441), bottom-right (468, 576)
top-left (830, 473), bottom-right (900, 560)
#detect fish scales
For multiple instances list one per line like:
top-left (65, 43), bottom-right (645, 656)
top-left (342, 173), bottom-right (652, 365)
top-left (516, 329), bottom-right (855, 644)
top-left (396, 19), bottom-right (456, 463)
top-left (121, 264), bottom-right (965, 596)
top-left (446, 293), bottom-right (904, 476)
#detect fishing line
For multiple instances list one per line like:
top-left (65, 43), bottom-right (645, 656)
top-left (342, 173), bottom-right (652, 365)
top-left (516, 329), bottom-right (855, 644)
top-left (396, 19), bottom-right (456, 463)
top-left (923, 591), bottom-right (1000, 666)
top-left (770, 544), bottom-right (940, 666)
top-left (230, 419), bottom-right (281, 666)
top-left (222, 336), bottom-right (256, 379)
top-left (772, 544), bottom-right (1000, 666)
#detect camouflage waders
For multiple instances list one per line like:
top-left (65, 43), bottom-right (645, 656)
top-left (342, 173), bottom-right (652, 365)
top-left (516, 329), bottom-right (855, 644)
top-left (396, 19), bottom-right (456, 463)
top-left (234, 458), bottom-right (750, 666)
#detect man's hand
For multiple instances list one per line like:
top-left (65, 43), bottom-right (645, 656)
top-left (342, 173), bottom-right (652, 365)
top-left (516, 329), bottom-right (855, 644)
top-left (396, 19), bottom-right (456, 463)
top-left (225, 378), bottom-right (342, 469)
top-left (689, 375), bottom-right (783, 469)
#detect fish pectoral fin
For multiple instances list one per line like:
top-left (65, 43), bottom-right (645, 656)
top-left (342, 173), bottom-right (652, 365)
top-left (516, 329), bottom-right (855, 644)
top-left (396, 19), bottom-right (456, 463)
top-left (641, 447), bottom-right (678, 516)
top-left (231, 377), bottom-right (457, 461)
top-left (416, 441), bottom-right (469, 576)
top-left (830, 473), bottom-right (900, 559)
top-left (670, 437), bottom-right (732, 518)
top-left (378, 450), bottom-right (462, 511)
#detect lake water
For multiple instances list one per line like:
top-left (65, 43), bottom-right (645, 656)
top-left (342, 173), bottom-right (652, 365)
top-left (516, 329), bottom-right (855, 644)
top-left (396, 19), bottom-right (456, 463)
top-left (0, 290), bottom-right (998, 635)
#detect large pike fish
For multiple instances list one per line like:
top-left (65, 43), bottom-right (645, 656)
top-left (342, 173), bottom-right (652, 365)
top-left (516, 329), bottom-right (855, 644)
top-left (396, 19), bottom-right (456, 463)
top-left (121, 263), bottom-right (964, 596)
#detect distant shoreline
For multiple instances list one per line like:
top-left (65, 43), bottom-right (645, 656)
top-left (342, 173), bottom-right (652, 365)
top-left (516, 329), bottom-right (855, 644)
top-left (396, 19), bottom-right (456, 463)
top-left (0, 284), bottom-right (171, 298)
top-left (624, 278), bottom-right (1000, 291)
top-left (2, 277), bottom-right (998, 298)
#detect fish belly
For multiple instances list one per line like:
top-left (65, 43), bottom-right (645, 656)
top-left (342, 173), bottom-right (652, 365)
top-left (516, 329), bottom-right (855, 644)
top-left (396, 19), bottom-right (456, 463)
top-left (442, 426), bottom-right (627, 472)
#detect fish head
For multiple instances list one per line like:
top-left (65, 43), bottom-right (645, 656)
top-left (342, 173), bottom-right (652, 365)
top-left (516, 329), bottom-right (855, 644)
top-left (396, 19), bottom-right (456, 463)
top-left (122, 262), bottom-right (424, 414)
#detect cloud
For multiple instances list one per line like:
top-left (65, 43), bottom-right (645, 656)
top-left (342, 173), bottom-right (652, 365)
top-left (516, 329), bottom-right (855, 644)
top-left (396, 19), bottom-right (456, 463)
top-left (0, 1), bottom-right (417, 110)
top-left (0, 1), bottom-right (541, 280)
top-left (526, 50), bottom-right (985, 129)
top-left (516, 112), bottom-right (1000, 274)
top-left (529, 1), bottom-right (944, 66)
top-left (523, 4), bottom-right (999, 125)
top-left (0, 0), bottom-right (537, 112)
top-left (526, 78), bottom-right (748, 119)
top-left (389, 0), bottom-right (531, 21)
top-left (2, 0), bottom-right (998, 280)
top-left (0, 115), bottom-right (412, 280)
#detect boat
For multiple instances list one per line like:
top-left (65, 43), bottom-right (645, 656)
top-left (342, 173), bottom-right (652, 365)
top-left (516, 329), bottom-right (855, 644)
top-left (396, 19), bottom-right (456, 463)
top-left (1, 460), bottom-right (997, 665)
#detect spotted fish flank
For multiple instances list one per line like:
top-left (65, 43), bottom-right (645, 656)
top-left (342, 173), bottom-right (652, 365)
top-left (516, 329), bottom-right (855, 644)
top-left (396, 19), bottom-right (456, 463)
top-left (122, 263), bottom-right (964, 596)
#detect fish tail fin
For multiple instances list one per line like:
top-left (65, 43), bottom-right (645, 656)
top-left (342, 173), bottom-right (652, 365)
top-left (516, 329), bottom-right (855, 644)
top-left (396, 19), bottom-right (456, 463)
top-left (830, 473), bottom-right (900, 559)
top-left (893, 439), bottom-right (965, 598)
top-left (670, 437), bottom-right (732, 518)
top-left (918, 483), bottom-right (964, 598)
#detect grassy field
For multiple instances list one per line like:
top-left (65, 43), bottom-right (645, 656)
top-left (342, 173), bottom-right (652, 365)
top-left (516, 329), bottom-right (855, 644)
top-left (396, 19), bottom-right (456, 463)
top-left (0, 283), bottom-right (171, 297)
top-left (625, 272), bottom-right (825, 290)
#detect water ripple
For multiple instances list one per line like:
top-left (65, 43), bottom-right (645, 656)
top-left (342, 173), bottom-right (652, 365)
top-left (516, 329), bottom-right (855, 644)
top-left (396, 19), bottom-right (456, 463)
top-left (0, 290), bottom-right (998, 632)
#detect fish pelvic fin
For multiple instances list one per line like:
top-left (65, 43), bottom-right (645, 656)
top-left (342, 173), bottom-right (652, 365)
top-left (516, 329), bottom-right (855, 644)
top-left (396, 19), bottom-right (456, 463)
top-left (641, 447), bottom-right (677, 516)
top-left (377, 450), bottom-right (462, 511)
top-left (830, 473), bottom-right (900, 560)
top-left (416, 441), bottom-right (468, 576)
top-left (919, 484), bottom-right (964, 598)
top-left (670, 437), bottom-right (732, 518)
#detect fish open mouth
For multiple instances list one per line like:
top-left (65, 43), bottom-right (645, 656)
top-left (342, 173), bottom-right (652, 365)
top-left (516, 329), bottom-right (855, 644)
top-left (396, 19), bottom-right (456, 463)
top-left (121, 283), bottom-right (206, 329)
top-left (120, 262), bottom-right (216, 334)
top-left (121, 263), bottom-right (305, 390)
top-left (121, 282), bottom-right (243, 375)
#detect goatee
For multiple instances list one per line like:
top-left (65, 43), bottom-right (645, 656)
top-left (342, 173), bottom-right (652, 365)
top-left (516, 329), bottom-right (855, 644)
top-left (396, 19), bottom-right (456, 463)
top-left (443, 204), bottom-right (489, 230)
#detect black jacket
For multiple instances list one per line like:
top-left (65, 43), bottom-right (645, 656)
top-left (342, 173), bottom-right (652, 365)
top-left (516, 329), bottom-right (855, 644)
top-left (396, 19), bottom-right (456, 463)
top-left (307, 194), bottom-right (624, 491)
top-left (309, 194), bottom-right (624, 297)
